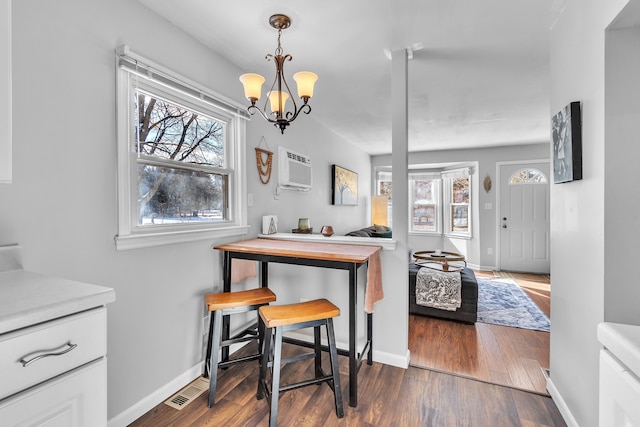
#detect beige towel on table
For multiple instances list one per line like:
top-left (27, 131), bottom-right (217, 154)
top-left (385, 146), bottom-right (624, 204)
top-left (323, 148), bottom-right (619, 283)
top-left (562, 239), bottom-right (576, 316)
top-left (364, 249), bottom-right (383, 313)
top-left (231, 259), bottom-right (257, 284)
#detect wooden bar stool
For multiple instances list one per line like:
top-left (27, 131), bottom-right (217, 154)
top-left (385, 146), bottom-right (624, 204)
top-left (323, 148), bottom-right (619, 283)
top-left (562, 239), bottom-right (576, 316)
top-left (204, 287), bottom-right (276, 408)
top-left (257, 299), bottom-right (344, 426)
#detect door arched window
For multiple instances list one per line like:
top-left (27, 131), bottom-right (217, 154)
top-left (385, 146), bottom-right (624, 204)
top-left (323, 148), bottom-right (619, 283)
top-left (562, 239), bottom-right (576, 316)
top-left (509, 168), bottom-right (548, 184)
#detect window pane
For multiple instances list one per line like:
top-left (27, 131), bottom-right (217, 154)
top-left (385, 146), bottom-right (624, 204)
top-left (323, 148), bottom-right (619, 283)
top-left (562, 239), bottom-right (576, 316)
top-left (452, 177), bottom-right (469, 203)
top-left (134, 90), bottom-right (224, 167)
top-left (376, 171), bottom-right (392, 199)
top-left (137, 164), bottom-right (226, 226)
top-left (510, 168), bottom-right (548, 184)
top-left (451, 204), bottom-right (469, 232)
top-left (411, 179), bottom-right (439, 232)
top-left (413, 204), bottom-right (437, 231)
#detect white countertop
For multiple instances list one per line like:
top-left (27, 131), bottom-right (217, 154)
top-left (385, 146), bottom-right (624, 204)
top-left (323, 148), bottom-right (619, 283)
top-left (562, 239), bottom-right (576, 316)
top-left (0, 269), bottom-right (116, 334)
top-left (598, 322), bottom-right (640, 377)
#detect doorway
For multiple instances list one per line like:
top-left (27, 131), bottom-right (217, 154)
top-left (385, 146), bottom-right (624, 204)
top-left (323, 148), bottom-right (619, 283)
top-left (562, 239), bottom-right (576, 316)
top-left (497, 161), bottom-right (550, 274)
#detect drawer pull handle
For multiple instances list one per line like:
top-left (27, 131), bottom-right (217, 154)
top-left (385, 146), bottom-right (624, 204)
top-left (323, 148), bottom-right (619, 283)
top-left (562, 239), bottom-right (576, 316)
top-left (19, 342), bottom-right (78, 367)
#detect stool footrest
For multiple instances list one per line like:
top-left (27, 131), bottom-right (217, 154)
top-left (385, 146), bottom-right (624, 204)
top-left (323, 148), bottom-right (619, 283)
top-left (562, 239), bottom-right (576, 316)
top-left (222, 334), bottom-right (256, 347)
top-left (279, 375), bottom-right (335, 393)
top-left (276, 351), bottom-right (317, 366)
top-left (218, 353), bottom-right (261, 369)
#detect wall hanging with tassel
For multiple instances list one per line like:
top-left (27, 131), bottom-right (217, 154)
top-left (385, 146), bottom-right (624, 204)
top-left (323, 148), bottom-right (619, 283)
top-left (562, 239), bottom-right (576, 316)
top-left (255, 136), bottom-right (273, 184)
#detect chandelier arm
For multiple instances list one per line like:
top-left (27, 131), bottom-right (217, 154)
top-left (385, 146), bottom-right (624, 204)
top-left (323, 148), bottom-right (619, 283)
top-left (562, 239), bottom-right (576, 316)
top-left (286, 103), bottom-right (311, 122)
top-left (280, 55), bottom-right (298, 117)
top-left (247, 104), bottom-right (277, 124)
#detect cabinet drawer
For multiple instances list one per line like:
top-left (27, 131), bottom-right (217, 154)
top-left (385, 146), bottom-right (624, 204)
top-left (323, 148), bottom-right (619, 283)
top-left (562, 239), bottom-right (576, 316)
top-left (0, 307), bottom-right (106, 400)
top-left (0, 358), bottom-right (107, 426)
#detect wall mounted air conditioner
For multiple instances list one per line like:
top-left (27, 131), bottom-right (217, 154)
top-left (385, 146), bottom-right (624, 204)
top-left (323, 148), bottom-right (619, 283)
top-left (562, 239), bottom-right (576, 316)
top-left (278, 146), bottom-right (312, 192)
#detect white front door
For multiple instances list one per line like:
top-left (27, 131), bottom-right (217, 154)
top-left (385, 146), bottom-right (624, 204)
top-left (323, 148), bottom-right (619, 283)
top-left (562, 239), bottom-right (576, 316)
top-left (498, 161), bottom-right (550, 273)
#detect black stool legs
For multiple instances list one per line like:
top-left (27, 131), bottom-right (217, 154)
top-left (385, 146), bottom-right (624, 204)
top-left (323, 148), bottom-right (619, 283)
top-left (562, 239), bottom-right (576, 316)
top-left (257, 317), bottom-right (344, 426)
top-left (203, 287), bottom-right (276, 408)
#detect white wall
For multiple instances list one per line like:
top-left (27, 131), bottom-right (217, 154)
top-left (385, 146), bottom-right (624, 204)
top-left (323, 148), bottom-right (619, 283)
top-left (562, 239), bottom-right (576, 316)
top-left (548, 0), bottom-right (633, 425)
top-left (0, 0), bottom-right (409, 423)
top-left (372, 143), bottom-right (549, 270)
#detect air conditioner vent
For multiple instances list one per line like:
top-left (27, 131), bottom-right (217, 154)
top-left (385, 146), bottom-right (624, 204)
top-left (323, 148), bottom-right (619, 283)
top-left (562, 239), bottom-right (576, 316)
top-left (278, 146), bottom-right (312, 191)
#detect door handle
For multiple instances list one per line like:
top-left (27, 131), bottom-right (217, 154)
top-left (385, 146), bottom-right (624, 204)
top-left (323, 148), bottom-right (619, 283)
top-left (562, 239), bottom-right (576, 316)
top-left (502, 217), bottom-right (507, 229)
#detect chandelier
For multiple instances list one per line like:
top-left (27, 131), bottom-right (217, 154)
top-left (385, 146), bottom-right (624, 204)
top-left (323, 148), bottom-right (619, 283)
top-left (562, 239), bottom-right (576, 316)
top-left (239, 14), bottom-right (318, 134)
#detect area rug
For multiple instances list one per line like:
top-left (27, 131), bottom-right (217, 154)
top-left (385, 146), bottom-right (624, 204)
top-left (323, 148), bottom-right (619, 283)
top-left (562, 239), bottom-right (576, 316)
top-left (477, 277), bottom-right (550, 332)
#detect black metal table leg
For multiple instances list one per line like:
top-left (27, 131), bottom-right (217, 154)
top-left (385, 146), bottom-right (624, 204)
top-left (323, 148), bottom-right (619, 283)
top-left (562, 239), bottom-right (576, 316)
top-left (367, 312), bottom-right (373, 365)
top-left (222, 251), bottom-right (231, 363)
top-left (348, 263), bottom-right (357, 407)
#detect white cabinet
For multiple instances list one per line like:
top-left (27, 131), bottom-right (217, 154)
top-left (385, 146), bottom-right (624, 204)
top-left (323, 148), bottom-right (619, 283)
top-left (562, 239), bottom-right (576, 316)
top-left (598, 322), bottom-right (640, 427)
top-left (0, 308), bottom-right (109, 426)
top-left (0, 246), bottom-right (115, 427)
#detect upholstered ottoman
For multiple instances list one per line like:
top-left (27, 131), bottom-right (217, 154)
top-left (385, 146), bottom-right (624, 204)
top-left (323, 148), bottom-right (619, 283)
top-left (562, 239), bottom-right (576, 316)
top-left (408, 263), bottom-right (478, 324)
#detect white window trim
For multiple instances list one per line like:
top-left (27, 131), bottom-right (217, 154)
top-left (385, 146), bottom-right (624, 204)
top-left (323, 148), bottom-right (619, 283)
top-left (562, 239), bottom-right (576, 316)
top-left (443, 168), bottom-right (472, 238)
top-left (114, 46), bottom-right (250, 250)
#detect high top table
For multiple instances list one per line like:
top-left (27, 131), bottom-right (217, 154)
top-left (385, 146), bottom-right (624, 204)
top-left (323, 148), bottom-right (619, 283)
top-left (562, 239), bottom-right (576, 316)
top-left (214, 238), bottom-right (383, 407)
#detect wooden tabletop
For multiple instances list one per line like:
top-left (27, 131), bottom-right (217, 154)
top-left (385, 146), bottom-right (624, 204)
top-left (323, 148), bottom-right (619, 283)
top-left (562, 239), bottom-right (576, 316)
top-left (214, 238), bottom-right (381, 264)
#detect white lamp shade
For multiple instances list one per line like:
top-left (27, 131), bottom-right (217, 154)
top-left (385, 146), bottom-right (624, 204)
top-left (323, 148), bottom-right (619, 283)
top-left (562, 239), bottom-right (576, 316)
top-left (293, 71), bottom-right (318, 99)
top-left (267, 90), bottom-right (289, 114)
top-left (239, 73), bottom-right (265, 100)
top-left (372, 195), bottom-right (389, 226)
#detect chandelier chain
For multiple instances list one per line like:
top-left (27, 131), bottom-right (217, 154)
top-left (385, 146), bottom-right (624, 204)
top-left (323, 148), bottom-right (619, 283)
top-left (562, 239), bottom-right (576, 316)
top-left (275, 29), bottom-right (283, 56)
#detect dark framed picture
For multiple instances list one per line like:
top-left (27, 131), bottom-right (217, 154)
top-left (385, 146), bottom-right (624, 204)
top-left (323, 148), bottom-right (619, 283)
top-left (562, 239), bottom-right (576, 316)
top-left (331, 165), bottom-right (358, 205)
top-left (552, 101), bottom-right (582, 184)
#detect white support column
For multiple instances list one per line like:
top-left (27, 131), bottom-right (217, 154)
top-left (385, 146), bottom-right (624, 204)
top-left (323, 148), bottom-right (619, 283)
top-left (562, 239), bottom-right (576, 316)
top-left (391, 48), bottom-right (409, 263)
top-left (391, 48), bottom-right (410, 360)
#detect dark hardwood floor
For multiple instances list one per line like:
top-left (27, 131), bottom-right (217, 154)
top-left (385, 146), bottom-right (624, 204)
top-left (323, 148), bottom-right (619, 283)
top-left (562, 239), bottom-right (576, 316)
top-left (130, 270), bottom-right (563, 426)
top-left (131, 340), bottom-right (564, 425)
top-left (409, 270), bottom-right (552, 395)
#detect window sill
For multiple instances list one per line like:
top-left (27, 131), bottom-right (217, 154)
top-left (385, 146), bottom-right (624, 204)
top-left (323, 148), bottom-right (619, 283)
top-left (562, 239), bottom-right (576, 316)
top-left (115, 225), bottom-right (251, 251)
top-left (444, 233), bottom-right (472, 240)
top-left (409, 231), bottom-right (441, 236)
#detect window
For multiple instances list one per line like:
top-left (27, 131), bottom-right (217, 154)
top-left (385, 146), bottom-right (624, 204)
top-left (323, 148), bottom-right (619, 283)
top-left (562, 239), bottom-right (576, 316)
top-left (409, 173), bottom-right (441, 233)
top-left (376, 166), bottom-right (472, 237)
top-left (509, 168), bottom-right (548, 184)
top-left (445, 174), bottom-right (471, 236)
top-left (115, 46), bottom-right (250, 250)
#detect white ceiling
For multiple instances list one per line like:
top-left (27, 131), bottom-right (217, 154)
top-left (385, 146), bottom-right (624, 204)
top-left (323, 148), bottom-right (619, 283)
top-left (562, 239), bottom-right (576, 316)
top-left (138, 0), bottom-right (563, 155)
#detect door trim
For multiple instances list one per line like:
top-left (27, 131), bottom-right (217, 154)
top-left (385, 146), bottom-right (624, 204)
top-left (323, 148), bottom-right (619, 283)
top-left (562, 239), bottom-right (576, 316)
top-left (495, 159), bottom-right (550, 271)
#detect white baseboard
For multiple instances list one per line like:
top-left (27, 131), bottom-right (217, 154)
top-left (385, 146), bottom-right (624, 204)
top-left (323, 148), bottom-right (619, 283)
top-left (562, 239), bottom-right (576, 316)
top-left (468, 263), bottom-right (496, 271)
top-left (374, 348), bottom-right (410, 368)
top-left (107, 363), bottom-right (202, 427)
top-left (546, 377), bottom-right (579, 427)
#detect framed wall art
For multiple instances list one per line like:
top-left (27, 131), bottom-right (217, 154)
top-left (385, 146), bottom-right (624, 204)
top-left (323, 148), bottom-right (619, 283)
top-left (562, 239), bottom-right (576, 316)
top-left (551, 101), bottom-right (582, 183)
top-left (331, 164), bottom-right (358, 205)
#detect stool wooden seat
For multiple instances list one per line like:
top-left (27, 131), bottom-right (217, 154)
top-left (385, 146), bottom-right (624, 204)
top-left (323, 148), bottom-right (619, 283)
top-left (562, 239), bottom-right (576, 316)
top-left (204, 287), bottom-right (276, 408)
top-left (257, 299), bottom-right (344, 426)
